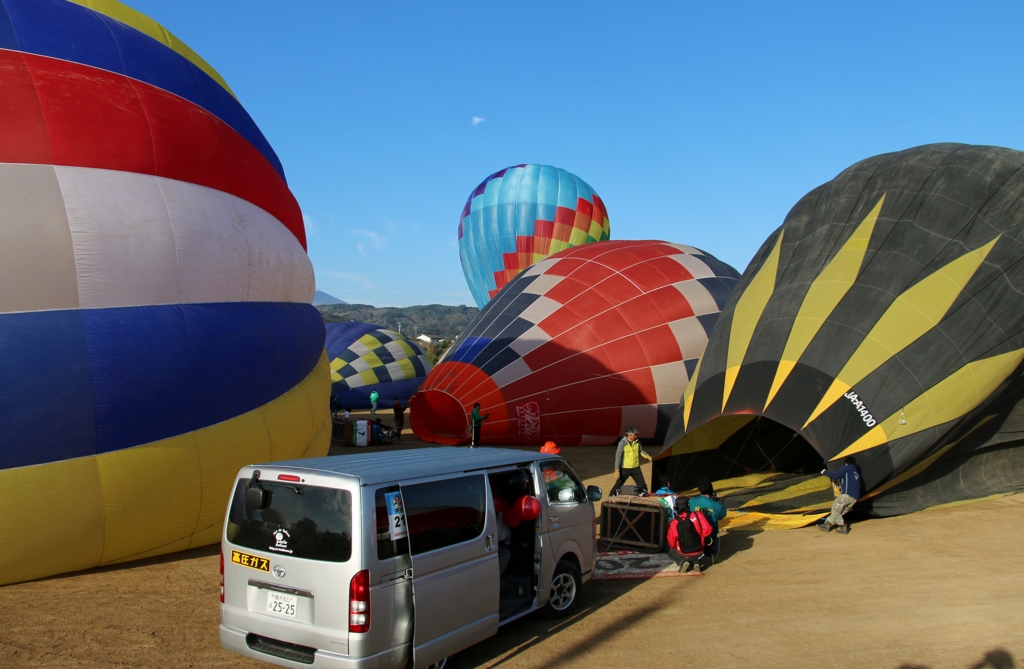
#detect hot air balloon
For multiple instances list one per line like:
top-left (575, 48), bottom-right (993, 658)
top-left (658, 143), bottom-right (1024, 524)
top-left (0, 0), bottom-right (329, 585)
top-left (459, 164), bottom-right (611, 308)
top-left (411, 240), bottom-right (739, 446)
top-left (326, 322), bottom-right (433, 408)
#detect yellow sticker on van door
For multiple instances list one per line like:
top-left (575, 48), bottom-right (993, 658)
top-left (231, 549), bottom-right (270, 572)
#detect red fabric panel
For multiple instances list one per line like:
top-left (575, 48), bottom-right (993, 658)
top-left (554, 205), bottom-right (576, 226)
top-left (576, 196), bottom-right (593, 219)
top-left (0, 51), bottom-right (305, 249)
top-left (0, 51), bottom-right (54, 164)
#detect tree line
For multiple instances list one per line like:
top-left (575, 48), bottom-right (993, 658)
top-left (317, 303), bottom-right (479, 340)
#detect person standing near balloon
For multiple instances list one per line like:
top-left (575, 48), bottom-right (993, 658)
top-left (369, 388), bottom-right (379, 415)
top-left (392, 399), bottom-right (406, 439)
top-left (820, 456), bottom-right (862, 534)
top-left (470, 402), bottom-right (489, 448)
top-left (610, 427), bottom-right (652, 496)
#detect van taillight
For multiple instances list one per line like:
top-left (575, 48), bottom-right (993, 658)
top-left (277, 474), bottom-right (301, 482)
top-left (349, 570), bottom-right (370, 633)
top-left (219, 548), bottom-right (225, 603)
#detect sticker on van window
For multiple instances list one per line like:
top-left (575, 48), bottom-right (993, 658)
top-left (385, 491), bottom-right (408, 541)
top-left (231, 549), bottom-right (270, 572)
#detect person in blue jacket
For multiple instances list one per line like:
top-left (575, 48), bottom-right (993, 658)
top-left (689, 478), bottom-right (727, 555)
top-left (820, 456), bottom-right (862, 534)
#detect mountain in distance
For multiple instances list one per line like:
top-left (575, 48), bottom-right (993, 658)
top-left (313, 290), bottom-right (347, 306)
top-left (317, 303), bottom-right (478, 340)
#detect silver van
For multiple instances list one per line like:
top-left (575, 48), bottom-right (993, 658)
top-left (219, 447), bottom-right (602, 668)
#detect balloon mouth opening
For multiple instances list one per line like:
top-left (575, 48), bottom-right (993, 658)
top-left (410, 389), bottom-right (469, 445)
top-left (657, 415), bottom-right (824, 490)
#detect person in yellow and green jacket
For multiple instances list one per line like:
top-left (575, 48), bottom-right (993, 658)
top-left (610, 426), bottom-right (652, 496)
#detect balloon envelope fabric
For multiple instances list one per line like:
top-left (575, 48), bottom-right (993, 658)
top-left (326, 322), bottom-right (433, 408)
top-left (0, 0), bottom-right (329, 585)
top-left (459, 164), bottom-right (611, 308)
top-left (658, 143), bottom-right (1024, 517)
top-left (411, 240), bottom-right (739, 446)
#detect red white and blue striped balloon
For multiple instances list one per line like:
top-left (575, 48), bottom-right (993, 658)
top-left (0, 0), bottom-right (330, 584)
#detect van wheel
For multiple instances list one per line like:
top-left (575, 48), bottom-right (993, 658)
top-left (425, 658), bottom-right (447, 669)
top-left (543, 560), bottom-right (580, 619)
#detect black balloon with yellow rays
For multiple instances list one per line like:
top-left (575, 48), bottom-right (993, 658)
top-left (656, 143), bottom-right (1024, 518)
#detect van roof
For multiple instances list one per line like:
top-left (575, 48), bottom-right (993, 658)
top-left (258, 447), bottom-right (555, 486)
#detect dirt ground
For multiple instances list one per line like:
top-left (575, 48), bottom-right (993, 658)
top-left (1, 409), bottom-right (1022, 669)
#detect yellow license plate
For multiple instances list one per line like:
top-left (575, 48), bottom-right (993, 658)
top-left (230, 549), bottom-right (270, 572)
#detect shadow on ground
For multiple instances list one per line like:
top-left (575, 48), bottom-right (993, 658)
top-left (897, 648), bottom-right (1018, 669)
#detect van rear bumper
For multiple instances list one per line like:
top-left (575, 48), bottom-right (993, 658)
top-left (221, 624), bottom-right (404, 669)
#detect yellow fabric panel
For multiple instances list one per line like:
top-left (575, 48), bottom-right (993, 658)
top-left (601, 219), bottom-right (611, 238)
top-left (330, 357), bottom-right (345, 372)
top-left (765, 360), bottom-right (797, 410)
top-left (396, 357), bottom-right (416, 379)
top-left (0, 352), bottom-right (330, 583)
top-left (568, 226), bottom-right (588, 246)
top-left (68, 0), bottom-right (237, 98)
top-left (98, 435), bottom-right (202, 563)
top-left (921, 492), bottom-right (1013, 512)
top-left (361, 351), bottom-right (384, 369)
top-left (711, 472), bottom-right (778, 492)
top-left (358, 334), bottom-right (383, 351)
top-left (660, 414), bottom-right (755, 458)
top-left (835, 348), bottom-right (1024, 459)
top-left (186, 406), bottom-right (273, 549)
top-left (358, 369), bottom-right (379, 386)
top-left (723, 232), bottom-right (784, 410)
top-left (720, 510), bottom-right (827, 531)
top-left (807, 237), bottom-right (998, 426)
top-left (587, 218), bottom-right (604, 241)
top-left (394, 339), bottom-right (417, 357)
top-left (682, 355), bottom-right (704, 430)
top-left (0, 457), bottom-right (105, 585)
top-left (765, 198), bottom-right (883, 409)
top-left (864, 415), bottom-right (996, 500)
top-left (738, 475), bottom-right (833, 508)
top-left (263, 351), bottom-right (331, 462)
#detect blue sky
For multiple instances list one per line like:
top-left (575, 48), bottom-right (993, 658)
top-left (127, 1), bottom-right (1024, 307)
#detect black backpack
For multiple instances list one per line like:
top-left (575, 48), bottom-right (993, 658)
top-left (675, 512), bottom-right (704, 554)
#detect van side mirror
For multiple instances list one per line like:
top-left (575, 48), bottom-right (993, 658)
top-left (586, 485), bottom-right (602, 502)
top-left (245, 487), bottom-right (271, 510)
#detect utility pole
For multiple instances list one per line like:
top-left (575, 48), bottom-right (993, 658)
top-left (398, 321), bottom-right (402, 334)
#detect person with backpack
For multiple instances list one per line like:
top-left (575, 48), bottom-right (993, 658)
top-left (820, 456), bottom-right (862, 534)
top-left (666, 496), bottom-right (713, 573)
top-left (689, 478), bottom-right (727, 554)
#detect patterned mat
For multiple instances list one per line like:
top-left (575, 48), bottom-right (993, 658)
top-left (593, 550), bottom-right (703, 580)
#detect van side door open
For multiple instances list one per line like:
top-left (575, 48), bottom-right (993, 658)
top-left (400, 474), bottom-right (499, 668)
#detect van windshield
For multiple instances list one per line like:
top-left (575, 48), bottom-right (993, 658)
top-left (226, 479), bottom-right (352, 563)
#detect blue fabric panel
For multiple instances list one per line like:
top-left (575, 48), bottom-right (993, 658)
top-left (2, 0), bottom-right (123, 72)
top-left (84, 305), bottom-right (196, 456)
top-left (332, 377), bottom-right (425, 410)
top-left (0, 0), bottom-right (285, 180)
top-left (0, 302), bottom-right (324, 470)
top-left (0, 2), bottom-right (18, 49)
top-left (449, 336), bottom-right (491, 364)
top-left (324, 322), bottom-right (379, 357)
top-left (177, 302), bottom-right (324, 440)
top-left (0, 310), bottom-right (96, 469)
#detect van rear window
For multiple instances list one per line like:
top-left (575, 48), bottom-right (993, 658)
top-left (226, 479), bottom-right (352, 563)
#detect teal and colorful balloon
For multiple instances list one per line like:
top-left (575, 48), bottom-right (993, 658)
top-left (459, 164), bottom-right (611, 308)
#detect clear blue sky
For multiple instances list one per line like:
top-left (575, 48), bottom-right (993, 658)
top-left (127, 1), bottom-right (1024, 307)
